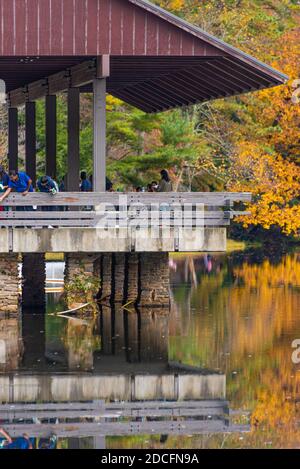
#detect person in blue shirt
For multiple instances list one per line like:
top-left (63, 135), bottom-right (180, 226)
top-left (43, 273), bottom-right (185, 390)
top-left (0, 170), bottom-right (33, 211)
top-left (0, 170), bottom-right (33, 198)
top-left (80, 171), bottom-right (92, 192)
top-left (0, 427), bottom-right (33, 450)
top-left (37, 175), bottom-right (59, 212)
top-left (37, 175), bottom-right (58, 194)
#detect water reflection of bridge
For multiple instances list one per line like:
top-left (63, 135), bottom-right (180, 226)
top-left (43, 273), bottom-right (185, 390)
top-left (0, 303), bottom-right (250, 446)
top-left (0, 400), bottom-right (249, 442)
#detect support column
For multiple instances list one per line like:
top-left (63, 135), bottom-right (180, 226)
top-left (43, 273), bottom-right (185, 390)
top-left (112, 253), bottom-right (126, 303)
top-left (93, 55), bottom-right (109, 192)
top-left (45, 95), bottom-right (57, 179)
top-left (66, 88), bottom-right (80, 191)
top-left (25, 101), bottom-right (36, 185)
top-left (22, 254), bottom-right (46, 309)
top-left (8, 107), bottom-right (18, 171)
top-left (0, 254), bottom-right (19, 314)
top-left (125, 253), bottom-right (139, 304)
top-left (138, 253), bottom-right (170, 307)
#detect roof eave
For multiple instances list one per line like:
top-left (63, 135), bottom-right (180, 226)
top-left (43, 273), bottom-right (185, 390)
top-left (128, 0), bottom-right (289, 84)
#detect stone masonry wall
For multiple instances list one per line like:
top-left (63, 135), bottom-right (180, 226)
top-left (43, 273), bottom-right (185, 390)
top-left (0, 254), bottom-right (20, 314)
top-left (138, 252), bottom-right (170, 307)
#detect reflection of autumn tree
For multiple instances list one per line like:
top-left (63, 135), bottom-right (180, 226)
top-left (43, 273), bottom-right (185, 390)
top-left (170, 252), bottom-right (300, 446)
top-left (63, 317), bottom-right (100, 370)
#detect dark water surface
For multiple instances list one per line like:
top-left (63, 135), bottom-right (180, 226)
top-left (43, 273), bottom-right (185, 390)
top-left (1, 248), bottom-right (300, 449)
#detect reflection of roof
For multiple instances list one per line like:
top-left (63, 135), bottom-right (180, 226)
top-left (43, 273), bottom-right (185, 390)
top-left (1, 400), bottom-right (250, 438)
top-left (0, 0), bottom-right (288, 112)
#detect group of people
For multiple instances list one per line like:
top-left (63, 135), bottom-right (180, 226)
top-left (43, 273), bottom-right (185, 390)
top-left (135, 170), bottom-right (173, 193)
top-left (0, 166), bottom-right (173, 204)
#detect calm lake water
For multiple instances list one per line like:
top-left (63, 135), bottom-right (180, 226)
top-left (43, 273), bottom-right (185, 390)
top-left (1, 248), bottom-right (300, 449)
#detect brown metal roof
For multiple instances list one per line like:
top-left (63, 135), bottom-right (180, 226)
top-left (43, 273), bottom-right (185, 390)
top-left (0, 0), bottom-right (288, 112)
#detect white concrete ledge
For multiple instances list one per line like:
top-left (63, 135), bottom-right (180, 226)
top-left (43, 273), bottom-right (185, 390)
top-left (1, 227), bottom-right (227, 253)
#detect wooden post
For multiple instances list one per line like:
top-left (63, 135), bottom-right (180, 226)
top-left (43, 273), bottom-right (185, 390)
top-left (67, 88), bottom-right (80, 191)
top-left (45, 95), bottom-right (57, 179)
top-left (93, 55), bottom-right (109, 192)
top-left (8, 107), bottom-right (18, 171)
top-left (25, 101), bottom-right (36, 185)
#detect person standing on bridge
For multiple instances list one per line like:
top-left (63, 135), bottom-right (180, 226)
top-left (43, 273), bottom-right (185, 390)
top-left (157, 170), bottom-right (173, 192)
top-left (80, 171), bottom-right (92, 192)
top-left (0, 170), bottom-right (33, 211)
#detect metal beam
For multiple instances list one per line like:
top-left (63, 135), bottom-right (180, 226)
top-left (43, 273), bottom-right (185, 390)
top-left (8, 107), bottom-right (18, 171)
top-left (45, 95), bottom-right (57, 179)
top-left (25, 101), bottom-right (36, 185)
top-left (66, 88), bottom-right (80, 191)
top-left (93, 78), bottom-right (107, 192)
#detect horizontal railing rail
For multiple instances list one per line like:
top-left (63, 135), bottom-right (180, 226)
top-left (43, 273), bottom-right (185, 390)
top-left (0, 192), bottom-right (251, 228)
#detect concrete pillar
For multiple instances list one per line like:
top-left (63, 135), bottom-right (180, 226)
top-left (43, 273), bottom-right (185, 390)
top-left (0, 254), bottom-right (19, 314)
top-left (45, 95), bottom-right (57, 179)
top-left (22, 253), bottom-right (46, 309)
top-left (112, 253), bottom-right (126, 303)
top-left (25, 101), bottom-right (36, 185)
top-left (8, 107), bottom-right (18, 171)
top-left (100, 253), bottom-right (113, 300)
top-left (138, 253), bottom-right (170, 307)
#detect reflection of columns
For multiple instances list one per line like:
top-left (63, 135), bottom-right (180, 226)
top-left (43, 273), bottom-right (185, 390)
top-left (0, 254), bottom-right (19, 314)
top-left (100, 253), bottom-right (112, 299)
top-left (138, 253), bottom-right (170, 307)
top-left (8, 107), bottom-right (18, 171)
top-left (93, 55), bottom-right (109, 192)
top-left (124, 310), bottom-right (139, 362)
top-left (138, 309), bottom-right (169, 362)
top-left (22, 312), bottom-right (46, 369)
top-left (100, 306), bottom-right (113, 355)
top-left (66, 88), bottom-right (80, 191)
top-left (25, 101), bottom-right (36, 185)
top-left (45, 95), bottom-right (57, 179)
top-left (22, 254), bottom-right (46, 309)
top-left (0, 318), bottom-right (22, 371)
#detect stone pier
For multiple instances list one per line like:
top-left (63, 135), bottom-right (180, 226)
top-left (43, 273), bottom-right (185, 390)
top-left (97, 252), bottom-right (170, 308)
top-left (0, 254), bottom-right (20, 314)
top-left (138, 253), bottom-right (170, 307)
top-left (64, 253), bottom-right (101, 306)
top-left (22, 253), bottom-right (46, 309)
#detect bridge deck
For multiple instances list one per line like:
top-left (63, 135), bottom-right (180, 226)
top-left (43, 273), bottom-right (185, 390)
top-left (0, 192), bottom-right (251, 253)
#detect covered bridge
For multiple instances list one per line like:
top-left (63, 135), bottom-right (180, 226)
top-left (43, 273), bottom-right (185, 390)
top-left (0, 0), bottom-right (288, 314)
